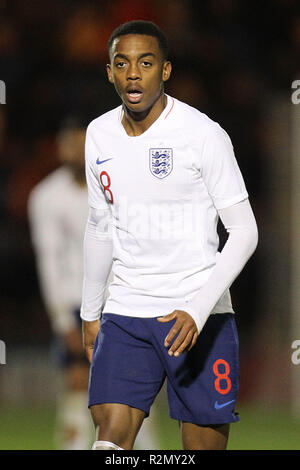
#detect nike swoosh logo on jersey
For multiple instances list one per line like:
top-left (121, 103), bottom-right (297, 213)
top-left (214, 399), bottom-right (235, 410)
top-left (96, 157), bottom-right (114, 165)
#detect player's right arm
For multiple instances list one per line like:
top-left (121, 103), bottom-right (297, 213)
top-left (80, 124), bottom-right (113, 362)
top-left (80, 207), bottom-right (113, 362)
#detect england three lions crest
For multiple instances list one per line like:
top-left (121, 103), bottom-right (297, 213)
top-left (149, 148), bottom-right (173, 179)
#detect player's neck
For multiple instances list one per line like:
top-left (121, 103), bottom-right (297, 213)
top-left (121, 93), bottom-right (167, 137)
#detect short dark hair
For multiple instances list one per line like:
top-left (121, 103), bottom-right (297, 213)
top-left (108, 20), bottom-right (168, 61)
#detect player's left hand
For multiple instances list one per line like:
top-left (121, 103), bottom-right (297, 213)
top-left (157, 310), bottom-right (198, 357)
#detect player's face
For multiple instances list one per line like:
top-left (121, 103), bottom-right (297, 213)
top-left (107, 34), bottom-right (171, 115)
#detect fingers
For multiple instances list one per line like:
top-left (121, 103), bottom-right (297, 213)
top-left (86, 347), bottom-right (94, 364)
top-left (188, 332), bottom-right (198, 351)
top-left (162, 311), bottom-right (198, 357)
top-left (82, 319), bottom-right (100, 363)
top-left (157, 312), bottom-right (177, 323)
top-left (164, 317), bottom-right (182, 348)
top-left (166, 327), bottom-right (197, 357)
top-left (84, 337), bottom-right (96, 363)
top-left (168, 329), bottom-right (193, 357)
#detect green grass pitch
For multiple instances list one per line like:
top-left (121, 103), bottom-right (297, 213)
top-left (0, 402), bottom-right (299, 450)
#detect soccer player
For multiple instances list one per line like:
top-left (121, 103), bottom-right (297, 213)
top-left (28, 121), bottom-right (94, 450)
top-left (80, 20), bottom-right (258, 450)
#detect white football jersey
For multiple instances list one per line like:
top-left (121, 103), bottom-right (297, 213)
top-left (28, 167), bottom-right (89, 334)
top-left (85, 95), bottom-right (249, 319)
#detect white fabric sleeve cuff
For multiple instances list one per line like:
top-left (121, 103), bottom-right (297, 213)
top-left (183, 198), bottom-right (258, 334)
top-left (80, 207), bottom-right (113, 322)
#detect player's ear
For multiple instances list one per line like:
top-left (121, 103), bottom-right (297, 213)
top-left (162, 61), bottom-right (172, 83)
top-left (106, 64), bottom-right (114, 84)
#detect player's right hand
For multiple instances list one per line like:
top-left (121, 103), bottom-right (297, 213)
top-left (82, 319), bottom-right (100, 364)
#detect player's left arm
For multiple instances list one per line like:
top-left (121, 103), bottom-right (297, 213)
top-left (158, 198), bottom-right (258, 357)
top-left (159, 122), bottom-right (260, 356)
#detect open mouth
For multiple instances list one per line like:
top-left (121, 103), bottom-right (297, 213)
top-left (126, 90), bottom-right (143, 103)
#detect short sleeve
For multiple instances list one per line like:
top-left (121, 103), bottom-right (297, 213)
top-left (200, 123), bottom-right (248, 210)
top-left (85, 125), bottom-right (109, 211)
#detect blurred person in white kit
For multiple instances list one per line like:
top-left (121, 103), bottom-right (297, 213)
top-left (28, 119), bottom-right (159, 450)
top-left (28, 119), bottom-right (94, 449)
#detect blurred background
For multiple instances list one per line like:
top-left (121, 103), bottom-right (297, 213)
top-left (0, 0), bottom-right (300, 450)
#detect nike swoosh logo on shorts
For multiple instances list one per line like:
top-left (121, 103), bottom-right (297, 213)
top-left (96, 157), bottom-right (114, 165)
top-left (214, 399), bottom-right (235, 410)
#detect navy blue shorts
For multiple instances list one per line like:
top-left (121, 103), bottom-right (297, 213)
top-left (88, 313), bottom-right (240, 426)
